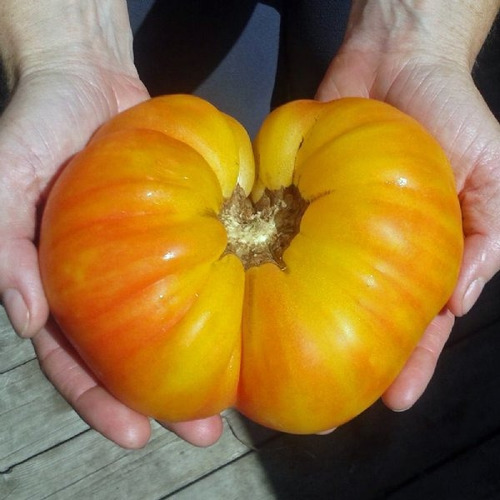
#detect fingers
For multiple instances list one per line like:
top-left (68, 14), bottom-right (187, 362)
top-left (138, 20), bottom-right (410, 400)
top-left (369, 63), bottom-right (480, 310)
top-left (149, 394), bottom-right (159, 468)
top-left (159, 417), bottom-right (224, 448)
top-left (448, 233), bottom-right (500, 317)
top-left (382, 308), bottom-right (455, 411)
top-left (32, 323), bottom-right (152, 449)
top-left (316, 427), bottom-right (337, 436)
top-left (32, 321), bottom-right (225, 448)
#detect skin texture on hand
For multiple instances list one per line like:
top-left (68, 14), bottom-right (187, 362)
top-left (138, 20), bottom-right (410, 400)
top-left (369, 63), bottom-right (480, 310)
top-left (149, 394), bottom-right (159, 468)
top-left (0, 0), bottom-right (223, 448)
top-left (317, 0), bottom-right (500, 412)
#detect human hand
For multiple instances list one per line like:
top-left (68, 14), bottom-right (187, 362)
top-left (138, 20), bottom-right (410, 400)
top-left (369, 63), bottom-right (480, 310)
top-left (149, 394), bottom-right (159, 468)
top-left (316, 0), bottom-right (500, 411)
top-left (0, 0), bottom-right (223, 448)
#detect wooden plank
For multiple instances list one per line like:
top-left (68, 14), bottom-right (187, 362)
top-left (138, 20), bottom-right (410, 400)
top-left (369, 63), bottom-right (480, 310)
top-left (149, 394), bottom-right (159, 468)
top-left (0, 306), bottom-right (35, 371)
top-left (0, 358), bottom-right (89, 471)
top-left (0, 412), bottom-right (273, 500)
top-left (1, 305), bottom-right (88, 470)
top-left (171, 450), bottom-right (276, 500)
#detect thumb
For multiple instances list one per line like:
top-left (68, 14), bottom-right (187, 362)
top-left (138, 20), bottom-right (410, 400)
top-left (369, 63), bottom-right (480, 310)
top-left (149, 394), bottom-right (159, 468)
top-left (0, 86), bottom-right (50, 337)
top-left (315, 52), bottom-right (373, 101)
top-left (449, 233), bottom-right (500, 317)
top-left (0, 239), bottom-right (49, 338)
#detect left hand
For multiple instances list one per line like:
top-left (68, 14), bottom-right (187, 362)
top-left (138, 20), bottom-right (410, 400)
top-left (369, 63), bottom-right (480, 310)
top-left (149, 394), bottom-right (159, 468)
top-left (0, 0), bottom-right (224, 448)
top-left (316, 0), bottom-right (500, 411)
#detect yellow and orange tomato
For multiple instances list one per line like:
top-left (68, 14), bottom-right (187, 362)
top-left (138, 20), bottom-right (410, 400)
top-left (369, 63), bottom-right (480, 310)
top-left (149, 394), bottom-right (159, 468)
top-left (39, 95), bottom-right (463, 434)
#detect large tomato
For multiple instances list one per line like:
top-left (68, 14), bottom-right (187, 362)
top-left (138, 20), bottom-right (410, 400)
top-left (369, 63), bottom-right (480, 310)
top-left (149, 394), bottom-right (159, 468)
top-left (39, 95), bottom-right (463, 434)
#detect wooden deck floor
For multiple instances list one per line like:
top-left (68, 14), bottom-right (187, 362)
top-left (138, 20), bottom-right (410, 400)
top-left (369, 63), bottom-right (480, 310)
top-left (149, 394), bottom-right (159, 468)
top-left (2, 273), bottom-right (500, 499)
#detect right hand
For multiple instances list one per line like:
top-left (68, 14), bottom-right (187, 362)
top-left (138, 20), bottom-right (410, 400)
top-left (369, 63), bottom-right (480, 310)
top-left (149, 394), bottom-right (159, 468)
top-left (316, 0), bottom-right (500, 416)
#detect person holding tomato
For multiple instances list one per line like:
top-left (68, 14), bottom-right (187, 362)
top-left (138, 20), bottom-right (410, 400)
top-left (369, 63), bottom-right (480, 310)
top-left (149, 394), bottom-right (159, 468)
top-left (1, 0), bottom-right (499, 448)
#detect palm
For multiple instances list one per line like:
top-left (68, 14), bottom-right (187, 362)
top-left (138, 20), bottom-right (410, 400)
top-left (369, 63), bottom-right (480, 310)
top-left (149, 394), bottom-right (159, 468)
top-left (317, 52), bottom-right (500, 410)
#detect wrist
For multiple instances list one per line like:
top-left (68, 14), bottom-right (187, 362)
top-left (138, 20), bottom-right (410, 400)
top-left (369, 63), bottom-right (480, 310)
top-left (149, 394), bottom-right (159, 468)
top-left (345, 0), bottom-right (500, 70)
top-left (0, 0), bottom-right (135, 89)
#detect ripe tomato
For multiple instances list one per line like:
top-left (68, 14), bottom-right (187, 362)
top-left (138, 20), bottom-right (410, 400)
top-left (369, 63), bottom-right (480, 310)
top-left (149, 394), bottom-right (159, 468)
top-left (39, 95), bottom-right (463, 433)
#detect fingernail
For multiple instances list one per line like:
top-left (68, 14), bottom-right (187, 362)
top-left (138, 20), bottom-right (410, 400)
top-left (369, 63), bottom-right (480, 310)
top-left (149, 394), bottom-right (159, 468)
top-left (392, 405), bottom-right (413, 413)
top-left (462, 278), bottom-right (485, 315)
top-left (3, 288), bottom-right (30, 337)
top-left (317, 427), bottom-right (337, 435)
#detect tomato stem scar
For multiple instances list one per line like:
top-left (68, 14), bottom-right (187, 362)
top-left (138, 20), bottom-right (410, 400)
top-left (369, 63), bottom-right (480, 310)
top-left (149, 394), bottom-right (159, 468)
top-left (219, 185), bottom-right (308, 270)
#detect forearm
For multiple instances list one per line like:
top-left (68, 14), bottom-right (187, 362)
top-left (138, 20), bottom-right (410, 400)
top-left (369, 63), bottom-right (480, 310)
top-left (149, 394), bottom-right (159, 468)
top-left (345, 0), bottom-right (500, 69)
top-left (0, 0), bottom-right (135, 89)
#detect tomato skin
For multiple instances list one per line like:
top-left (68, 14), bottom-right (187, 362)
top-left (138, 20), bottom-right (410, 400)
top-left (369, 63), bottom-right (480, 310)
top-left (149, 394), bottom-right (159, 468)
top-left (238, 98), bottom-right (462, 432)
top-left (39, 95), bottom-right (463, 433)
top-left (40, 105), bottom-right (248, 420)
